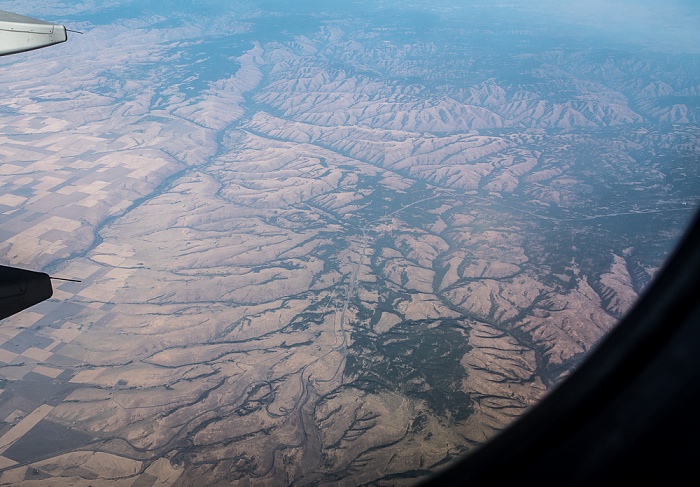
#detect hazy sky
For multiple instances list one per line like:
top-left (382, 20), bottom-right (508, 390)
top-left (1, 0), bottom-right (699, 55)
top-left (518, 0), bottom-right (700, 53)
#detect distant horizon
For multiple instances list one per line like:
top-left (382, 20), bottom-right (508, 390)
top-left (3, 0), bottom-right (700, 53)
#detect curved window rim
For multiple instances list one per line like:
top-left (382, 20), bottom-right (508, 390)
top-left (422, 207), bottom-right (700, 486)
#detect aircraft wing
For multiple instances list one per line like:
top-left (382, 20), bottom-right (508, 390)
top-left (0, 266), bottom-right (53, 320)
top-left (0, 10), bottom-right (67, 56)
top-left (1, 10), bottom-right (65, 321)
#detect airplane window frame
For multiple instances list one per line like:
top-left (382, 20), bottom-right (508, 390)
top-left (421, 209), bottom-right (700, 486)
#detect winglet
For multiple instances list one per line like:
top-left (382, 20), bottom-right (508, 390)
top-left (0, 10), bottom-right (67, 56)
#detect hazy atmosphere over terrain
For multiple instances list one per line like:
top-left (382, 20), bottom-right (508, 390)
top-left (0, 0), bottom-right (698, 485)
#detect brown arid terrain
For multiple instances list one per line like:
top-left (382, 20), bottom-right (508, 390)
top-left (0, 2), bottom-right (699, 485)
